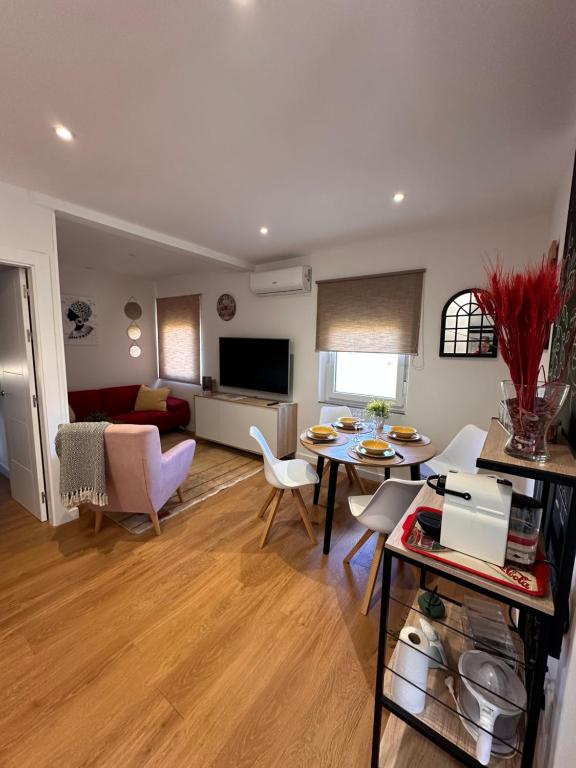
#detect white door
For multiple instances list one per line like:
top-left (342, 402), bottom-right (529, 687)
top-left (0, 268), bottom-right (47, 520)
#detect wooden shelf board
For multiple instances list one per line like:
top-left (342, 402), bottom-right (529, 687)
top-left (477, 418), bottom-right (576, 485)
top-left (379, 715), bottom-right (462, 767)
top-left (385, 484), bottom-right (555, 616)
top-left (381, 592), bottom-right (524, 768)
top-left (195, 392), bottom-right (294, 410)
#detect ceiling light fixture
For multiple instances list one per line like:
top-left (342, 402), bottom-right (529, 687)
top-left (393, 191), bottom-right (405, 203)
top-left (259, 226), bottom-right (269, 235)
top-left (54, 124), bottom-right (74, 141)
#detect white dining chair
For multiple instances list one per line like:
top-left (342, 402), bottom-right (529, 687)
top-left (319, 404), bottom-right (354, 424)
top-left (318, 405), bottom-right (368, 493)
top-left (420, 424), bottom-right (487, 477)
top-left (250, 426), bottom-right (319, 548)
top-left (344, 478), bottom-right (425, 614)
top-left (420, 423), bottom-right (534, 495)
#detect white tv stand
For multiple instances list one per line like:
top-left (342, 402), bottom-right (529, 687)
top-left (194, 392), bottom-right (297, 458)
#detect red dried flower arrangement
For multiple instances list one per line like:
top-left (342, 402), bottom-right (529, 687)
top-left (473, 258), bottom-right (564, 411)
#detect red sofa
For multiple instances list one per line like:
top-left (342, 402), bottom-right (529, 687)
top-left (68, 385), bottom-right (190, 432)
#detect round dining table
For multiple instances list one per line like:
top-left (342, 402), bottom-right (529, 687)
top-left (299, 426), bottom-right (437, 554)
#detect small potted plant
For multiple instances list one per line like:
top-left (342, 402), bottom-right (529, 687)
top-left (366, 398), bottom-right (392, 433)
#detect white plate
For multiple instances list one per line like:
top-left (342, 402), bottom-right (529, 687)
top-left (307, 430), bottom-right (338, 442)
top-left (356, 445), bottom-right (396, 459)
top-left (389, 431), bottom-right (421, 442)
top-left (332, 421), bottom-right (366, 431)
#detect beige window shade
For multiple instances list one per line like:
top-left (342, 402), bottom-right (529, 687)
top-left (315, 269), bottom-right (424, 354)
top-left (157, 294), bottom-right (201, 384)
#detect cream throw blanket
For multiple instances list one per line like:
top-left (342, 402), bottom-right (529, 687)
top-left (55, 422), bottom-right (110, 507)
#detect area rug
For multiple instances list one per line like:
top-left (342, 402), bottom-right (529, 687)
top-left (106, 434), bottom-right (262, 535)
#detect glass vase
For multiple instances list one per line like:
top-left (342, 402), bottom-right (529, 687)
top-left (373, 416), bottom-right (386, 434)
top-left (501, 381), bottom-right (569, 462)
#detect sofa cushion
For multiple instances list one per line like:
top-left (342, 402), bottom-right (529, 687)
top-left (100, 385), bottom-right (141, 416)
top-left (134, 384), bottom-right (170, 412)
top-left (68, 389), bottom-right (105, 421)
top-left (166, 396), bottom-right (188, 413)
top-left (114, 408), bottom-right (186, 432)
top-left (115, 410), bottom-right (167, 425)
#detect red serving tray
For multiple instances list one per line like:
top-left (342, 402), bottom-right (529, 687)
top-left (401, 506), bottom-right (550, 596)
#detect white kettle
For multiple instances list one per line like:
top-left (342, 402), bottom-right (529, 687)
top-left (458, 651), bottom-right (526, 765)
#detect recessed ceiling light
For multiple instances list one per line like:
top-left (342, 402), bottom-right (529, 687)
top-left (259, 226), bottom-right (269, 235)
top-left (393, 191), bottom-right (405, 203)
top-left (54, 124), bottom-right (74, 141)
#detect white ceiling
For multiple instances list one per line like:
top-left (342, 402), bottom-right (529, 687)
top-left (55, 215), bottom-right (245, 278)
top-left (1, 1), bottom-right (575, 263)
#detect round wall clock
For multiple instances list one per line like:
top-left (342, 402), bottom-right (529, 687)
top-left (217, 293), bottom-right (236, 321)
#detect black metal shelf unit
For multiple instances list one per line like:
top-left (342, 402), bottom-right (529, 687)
top-left (476, 419), bottom-right (576, 659)
top-left (372, 548), bottom-right (553, 768)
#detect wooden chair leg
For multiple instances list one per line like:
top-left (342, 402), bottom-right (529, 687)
top-left (257, 487), bottom-right (278, 519)
top-left (94, 509), bottom-right (104, 534)
top-left (292, 488), bottom-right (318, 545)
top-left (150, 510), bottom-right (162, 536)
top-left (343, 528), bottom-right (374, 564)
top-left (260, 490), bottom-right (284, 548)
top-left (360, 534), bottom-right (387, 615)
top-left (350, 466), bottom-right (368, 494)
top-left (345, 464), bottom-right (355, 484)
top-left (176, 486), bottom-right (185, 504)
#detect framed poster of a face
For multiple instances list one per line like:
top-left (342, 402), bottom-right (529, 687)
top-left (61, 295), bottom-right (99, 345)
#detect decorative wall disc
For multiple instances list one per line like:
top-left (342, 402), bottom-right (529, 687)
top-left (124, 297), bottom-right (142, 320)
top-left (127, 322), bottom-right (142, 340)
top-left (217, 293), bottom-right (236, 321)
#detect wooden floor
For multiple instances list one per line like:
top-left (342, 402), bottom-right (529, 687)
top-left (0, 462), bottom-right (416, 768)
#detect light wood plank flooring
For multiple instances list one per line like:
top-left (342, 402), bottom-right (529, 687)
top-left (0, 460), bottom-right (415, 767)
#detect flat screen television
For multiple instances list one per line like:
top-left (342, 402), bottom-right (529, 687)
top-left (219, 337), bottom-right (291, 395)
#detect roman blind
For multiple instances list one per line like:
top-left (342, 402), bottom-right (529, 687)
top-left (157, 294), bottom-right (201, 384)
top-left (315, 269), bottom-right (425, 354)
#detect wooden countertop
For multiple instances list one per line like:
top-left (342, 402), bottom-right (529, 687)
top-left (385, 484), bottom-right (555, 616)
top-left (195, 392), bottom-right (295, 410)
top-left (477, 418), bottom-right (576, 486)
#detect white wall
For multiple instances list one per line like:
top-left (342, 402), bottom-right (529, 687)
top-left (157, 212), bottom-right (550, 453)
top-left (0, 181), bottom-right (71, 525)
top-left (58, 265), bottom-right (157, 391)
top-left (545, 158), bottom-right (576, 768)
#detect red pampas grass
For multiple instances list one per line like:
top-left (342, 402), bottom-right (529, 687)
top-left (474, 258), bottom-right (563, 411)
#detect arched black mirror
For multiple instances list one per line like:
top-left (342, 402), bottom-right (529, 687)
top-left (439, 289), bottom-right (497, 358)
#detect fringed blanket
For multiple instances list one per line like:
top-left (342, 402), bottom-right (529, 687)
top-left (55, 422), bottom-right (110, 507)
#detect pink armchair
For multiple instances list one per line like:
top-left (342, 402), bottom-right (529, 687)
top-left (94, 424), bottom-right (196, 536)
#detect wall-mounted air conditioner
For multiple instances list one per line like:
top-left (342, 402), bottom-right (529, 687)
top-left (249, 265), bottom-right (312, 296)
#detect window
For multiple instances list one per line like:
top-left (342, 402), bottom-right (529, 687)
top-left (156, 294), bottom-right (201, 384)
top-left (321, 351), bottom-right (408, 411)
top-left (315, 269), bottom-right (423, 413)
top-left (315, 270), bottom-right (424, 355)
